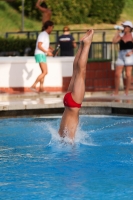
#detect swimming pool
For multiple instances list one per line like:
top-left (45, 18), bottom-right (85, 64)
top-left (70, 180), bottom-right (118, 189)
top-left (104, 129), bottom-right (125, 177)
top-left (0, 115), bottom-right (133, 200)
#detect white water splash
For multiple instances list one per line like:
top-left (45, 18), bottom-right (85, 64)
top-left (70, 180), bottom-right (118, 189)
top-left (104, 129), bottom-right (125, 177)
top-left (75, 126), bottom-right (97, 146)
top-left (45, 122), bottom-right (96, 148)
top-left (131, 138), bottom-right (133, 144)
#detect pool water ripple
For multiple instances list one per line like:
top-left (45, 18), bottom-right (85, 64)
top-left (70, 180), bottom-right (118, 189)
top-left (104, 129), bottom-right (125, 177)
top-left (0, 115), bottom-right (133, 199)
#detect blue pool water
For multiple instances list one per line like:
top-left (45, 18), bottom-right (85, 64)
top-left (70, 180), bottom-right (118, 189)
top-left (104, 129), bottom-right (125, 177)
top-left (0, 115), bottom-right (133, 200)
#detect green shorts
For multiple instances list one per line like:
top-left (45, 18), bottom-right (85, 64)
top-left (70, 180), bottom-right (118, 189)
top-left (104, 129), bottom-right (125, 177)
top-left (35, 54), bottom-right (47, 63)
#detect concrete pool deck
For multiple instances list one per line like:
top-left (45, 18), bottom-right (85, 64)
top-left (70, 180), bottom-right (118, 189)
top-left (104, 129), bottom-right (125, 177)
top-left (0, 91), bottom-right (133, 117)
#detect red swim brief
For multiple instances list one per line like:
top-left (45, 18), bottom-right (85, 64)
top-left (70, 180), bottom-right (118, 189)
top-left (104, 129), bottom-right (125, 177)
top-left (63, 92), bottom-right (81, 108)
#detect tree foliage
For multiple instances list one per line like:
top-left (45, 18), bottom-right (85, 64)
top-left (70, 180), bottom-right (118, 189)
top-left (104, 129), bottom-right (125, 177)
top-left (47, 0), bottom-right (91, 24)
top-left (8, 0), bottom-right (125, 24)
top-left (8, 0), bottom-right (41, 20)
top-left (88, 0), bottom-right (125, 24)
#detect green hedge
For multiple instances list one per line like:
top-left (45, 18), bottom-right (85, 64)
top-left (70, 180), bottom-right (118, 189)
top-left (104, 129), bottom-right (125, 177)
top-left (0, 38), bottom-right (36, 56)
top-left (0, 38), bottom-right (57, 56)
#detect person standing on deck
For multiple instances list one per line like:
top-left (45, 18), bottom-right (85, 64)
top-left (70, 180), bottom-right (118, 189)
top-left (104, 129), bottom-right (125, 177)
top-left (112, 21), bottom-right (133, 96)
top-left (31, 21), bottom-right (54, 93)
top-left (58, 26), bottom-right (77, 56)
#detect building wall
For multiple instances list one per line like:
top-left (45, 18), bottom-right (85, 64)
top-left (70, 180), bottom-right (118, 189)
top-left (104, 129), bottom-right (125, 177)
top-left (0, 57), bottom-right (116, 93)
top-left (0, 57), bottom-right (74, 92)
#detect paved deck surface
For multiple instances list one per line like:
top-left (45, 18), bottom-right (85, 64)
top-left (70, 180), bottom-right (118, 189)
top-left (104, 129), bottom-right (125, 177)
top-left (0, 91), bottom-right (133, 115)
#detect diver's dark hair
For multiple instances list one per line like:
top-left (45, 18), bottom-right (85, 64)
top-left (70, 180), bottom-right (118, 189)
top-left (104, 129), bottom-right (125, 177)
top-left (40, 2), bottom-right (48, 8)
top-left (41, 21), bottom-right (54, 31)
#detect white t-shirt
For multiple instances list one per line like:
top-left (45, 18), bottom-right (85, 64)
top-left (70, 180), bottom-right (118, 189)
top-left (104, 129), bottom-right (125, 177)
top-left (34, 31), bottom-right (49, 55)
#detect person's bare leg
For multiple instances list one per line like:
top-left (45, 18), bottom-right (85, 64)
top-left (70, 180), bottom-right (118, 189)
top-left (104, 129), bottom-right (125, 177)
top-left (67, 43), bottom-right (83, 92)
top-left (59, 42), bottom-right (83, 139)
top-left (125, 66), bottom-right (132, 95)
top-left (39, 65), bottom-right (48, 92)
top-left (72, 30), bottom-right (94, 103)
top-left (59, 30), bottom-right (94, 140)
top-left (113, 66), bottom-right (123, 95)
top-left (68, 31), bottom-right (92, 92)
top-left (40, 77), bottom-right (44, 92)
top-left (31, 63), bottom-right (47, 90)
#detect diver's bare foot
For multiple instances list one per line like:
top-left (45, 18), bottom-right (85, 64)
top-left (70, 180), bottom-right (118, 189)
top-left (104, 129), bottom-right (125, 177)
top-left (82, 29), bottom-right (94, 44)
top-left (80, 30), bottom-right (92, 41)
